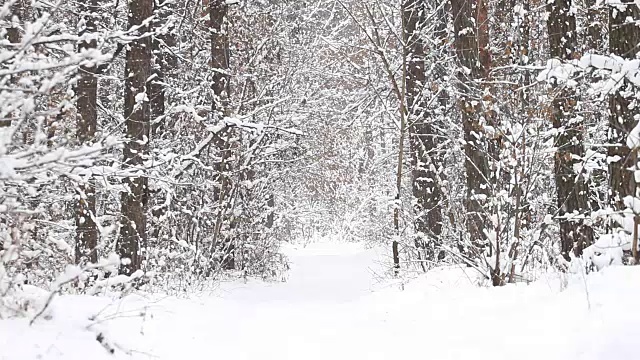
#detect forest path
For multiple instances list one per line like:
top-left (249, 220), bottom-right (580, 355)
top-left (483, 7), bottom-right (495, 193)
top-left (223, 241), bottom-right (385, 303)
top-left (130, 241), bottom-right (635, 360)
top-left (140, 241), bottom-right (391, 359)
top-left (4, 240), bottom-right (640, 360)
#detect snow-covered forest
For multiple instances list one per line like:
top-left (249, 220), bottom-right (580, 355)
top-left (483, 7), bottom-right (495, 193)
top-left (2, 0), bottom-right (640, 358)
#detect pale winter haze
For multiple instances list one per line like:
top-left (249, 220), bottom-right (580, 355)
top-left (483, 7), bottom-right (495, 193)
top-left (1, 0), bottom-right (640, 359)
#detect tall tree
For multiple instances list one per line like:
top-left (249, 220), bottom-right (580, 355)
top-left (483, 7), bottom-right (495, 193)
top-left (478, 0), bottom-right (503, 286)
top-left (582, 0), bottom-right (606, 236)
top-left (149, 0), bottom-right (174, 136)
top-left (210, 0), bottom-right (230, 117)
top-left (548, 0), bottom-right (593, 260)
top-left (147, 0), bottom-right (177, 251)
top-left (3, 0), bottom-right (30, 127)
top-left (586, 0), bottom-right (606, 52)
top-left (210, 0), bottom-right (234, 270)
top-left (451, 0), bottom-right (492, 258)
top-left (402, 0), bottom-right (443, 263)
top-left (508, 0), bottom-right (533, 282)
top-left (118, 0), bottom-right (153, 275)
top-left (608, 1), bottom-right (640, 237)
top-left (75, 0), bottom-right (100, 265)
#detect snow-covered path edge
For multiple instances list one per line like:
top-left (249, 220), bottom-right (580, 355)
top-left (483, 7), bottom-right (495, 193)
top-left (2, 241), bottom-right (640, 360)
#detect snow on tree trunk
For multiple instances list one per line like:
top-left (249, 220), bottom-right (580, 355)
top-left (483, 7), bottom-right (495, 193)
top-left (75, 0), bottom-right (100, 265)
top-left (451, 0), bottom-right (492, 259)
top-left (118, 0), bottom-right (153, 276)
top-left (548, 0), bottom-right (593, 260)
top-left (403, 0), bottom-right (444, 264)
top-left (210, 0), bottom-right (235, 271)
top-left (608, 1), bottom-right (640, 235)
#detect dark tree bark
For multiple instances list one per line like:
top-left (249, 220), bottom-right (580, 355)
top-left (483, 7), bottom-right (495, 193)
top-left (149, 44), bottom-right (165, 136)
top-left (6, 18), bottom-right (20, 46)
top-left (583, 0), bottom-right (606, 226)
top-left (477, 0), bottom-right (490, 80)
top-left (432, 0), bottom-right (450, 262)
top-left (147, 1), bottom-right (166, 246)
top-left (117, 0), bottom-right (153, 275)
top-left (210, 0), bottom-right (234, 270)
top-left (2, 0), bottom-right (30, 127)
top-left (507, 0), bottom-right (532, 283)
top-left (149, 0), bottom-right (175, 137)
top-left (585, 0), bottom-right (606, 53)
top-left (211, 0), bottom-right (230, 116)
top-left (451, 0), bottom-right (491, 257)
top-left (148, 0), bottom-right (177, 244)
top-left (402, 0), bottom-right (444, 263)
top-left (6, 0), bottom-right (27, 45)
top-left (608, 1), bottom-right (640, 257)
top-left (75, 0), bottom-right (100, 265)
top-left (548, 0), bottom-right (593, 260)
top-left (478, 0), bottom-right (504, 286)
top-left (266, 194), bottom-right (275, 228)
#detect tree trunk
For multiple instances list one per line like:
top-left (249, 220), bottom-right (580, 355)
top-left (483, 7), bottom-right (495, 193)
top-left (583, 0), bottom-right (606, 217)
top-left (403, 0), bottom-right (443, 263)
top-left (210, 0), bottom-right (234, 270)
top-left (3, 0), bottom-right (30, 127)
top-left (148, 0), bottom-right (177, 243)
top-left (150, 0), bottom-right (173, 137)
top-left (6, 0), bottom-right (23, 45)
top-left (548, 0), bottom-right (593, 260)
top-left (451, 0), bottom-right (491, 257)
top-left (478, 0), bottom-right (503, 286)
top-left (266, 194), bottom-right (275, 228)
top-left (585, 0), bottom-right (605, 53)
top-left (75, 0), bottom-right (100, 265)
top-left (211, 0), bottom-right (230, 116)
top-left (508, 0), bottom-right (531, 282)
top-left (608, 1), bottom-right (640, 234)
top-left (117, 0), bottom-right (153, 276)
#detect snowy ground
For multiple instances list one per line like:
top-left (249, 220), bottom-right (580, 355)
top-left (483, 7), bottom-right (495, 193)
top-left (2, 240), bottom-right (640, 360)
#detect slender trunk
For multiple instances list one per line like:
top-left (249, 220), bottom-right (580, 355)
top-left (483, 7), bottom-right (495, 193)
top-left (147, 0), bottom-right (169, 245)
top-left (403, 0), bottom-right (444, 264)
top-left (584, 0), bottom-right (606, 216)
top-left (75, 0), bottom-right (100, 265)
top-left (266, 194), bottom-right (275, 228)
top-left (477, 0), bottom-right (490, 80)
top-left (210, 0), bottom-right (234, 270)
top-left (392, 97), bottom-right (406, 274)
top-left (478, 0), bottom-right (503, 285)
top-left (6, 0), bottom-right (23, 45)
top-left (585, 0), bottom-right (605, 53)
top-left (3, 0), bottom-right (30, 127)
top-left (608, 1), bottom-right (640, 238)
top-left (434, 0), bottom-right (450, 262)
top-left (148, 0), bottom-right (177, 243)
top-left (117, 0), bottom-right (153, 275)
top-left (150, 0), bottom-right (172, 137)
top-left (149, 45), bottom-right (165, 136)
top-left (508, 0), bottom-right (531, 282)
top-left (548, 0), bottom-right (593, 260)
top-left (211, 0), bottom-right (230, 117)
top-left (390, 1), bottom-right (410, 275)
top-left (451, 0), bottom-right (491, 257)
